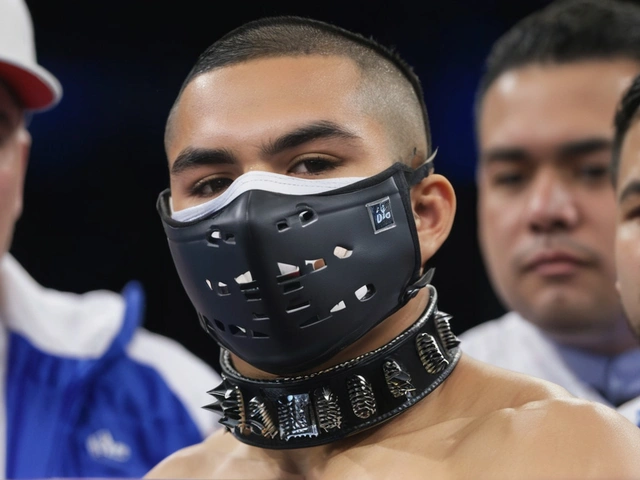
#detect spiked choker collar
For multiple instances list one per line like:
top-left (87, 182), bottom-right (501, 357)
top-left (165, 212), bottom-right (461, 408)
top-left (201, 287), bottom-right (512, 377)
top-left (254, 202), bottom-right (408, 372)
top-left (206, 285), bottom-right (461, 449)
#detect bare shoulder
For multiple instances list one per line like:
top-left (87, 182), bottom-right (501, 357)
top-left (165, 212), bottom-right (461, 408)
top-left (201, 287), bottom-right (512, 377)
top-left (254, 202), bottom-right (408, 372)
top-left (144, 430), bottom-right (228, 479)
top-left (501, 394), bottom-right (640, 446)
top-left (500, 397), bottom-right (640, 477)
top-left (144, 443), bottom-right (208, 479)
top-left (453, 357), bottom-right (640, 478)
top-left (144, 428), bottom-right (295, 479)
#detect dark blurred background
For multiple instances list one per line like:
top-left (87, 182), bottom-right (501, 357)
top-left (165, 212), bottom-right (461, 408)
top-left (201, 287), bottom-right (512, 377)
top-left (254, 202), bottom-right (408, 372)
top-left (12, 0), bottom-right (556, 372)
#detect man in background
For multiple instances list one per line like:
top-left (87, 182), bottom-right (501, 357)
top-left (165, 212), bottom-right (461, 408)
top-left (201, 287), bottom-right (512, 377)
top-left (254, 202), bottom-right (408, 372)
top-left (460, 0), bottom-right (640, 422)
top-left (0, 0), bottom-right (221, 476)
top-left (612, 73), bottom-right (640, 423)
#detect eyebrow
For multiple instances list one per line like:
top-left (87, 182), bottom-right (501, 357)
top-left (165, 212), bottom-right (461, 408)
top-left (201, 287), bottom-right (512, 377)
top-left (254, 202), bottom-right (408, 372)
top-left (171, 147), bottom-right (235, 175)
top-left (261, 120), bottom-right (359, 156)
top-left (480, 147), bottom-right (529, 164)
top-left (618, 179), bottom-right (640, 205)
top-left (557, 138), bottom-right (612, 158)
top-left (481, 137), bottom-right (613, 165)
top-left (170, 121), bottom-right (360, 176)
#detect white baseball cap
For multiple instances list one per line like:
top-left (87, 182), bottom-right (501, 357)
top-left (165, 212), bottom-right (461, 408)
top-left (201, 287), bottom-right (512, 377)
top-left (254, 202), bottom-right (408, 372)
top-left (0, 0), bottom-right (62, 111)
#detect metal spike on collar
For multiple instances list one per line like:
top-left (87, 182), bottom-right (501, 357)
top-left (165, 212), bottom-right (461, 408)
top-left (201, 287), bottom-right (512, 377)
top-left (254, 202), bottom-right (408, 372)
top-left (277, 393), bottom-right (319, 441)
top-left (207, 379), bottom-right (232, 400)
top-left (347, 375), bottom-right (376, 419)
top-left (203, 401), bottom-right (224, 415)
top-left (383, 359), bottom-right (416, 398)
top-left (204, 379), bottom-right (233, 415)
top-left (416, 332), bottom-right (449, 374)
top-left (435, 313), bottom-right (461, 351)
top-left (249, 397), bottom-right (278, 439)
top-left (206, 382), bottom-right (250, 436)
top-left (314, 387), bottom-right (342, 432)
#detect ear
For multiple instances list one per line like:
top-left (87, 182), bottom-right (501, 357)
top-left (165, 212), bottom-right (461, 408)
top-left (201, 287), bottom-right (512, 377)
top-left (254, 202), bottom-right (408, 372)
top-left (410, 173), bottom-right (456, 266)
top-left (13, 128), bottom-right (31, 219)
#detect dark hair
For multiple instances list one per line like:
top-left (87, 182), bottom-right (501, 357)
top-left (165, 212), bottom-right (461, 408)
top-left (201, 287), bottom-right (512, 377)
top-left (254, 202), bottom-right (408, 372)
top-left (169, 15), bottom-right (431, 155)
top-left (475, 0), bottom-right (640, 119)
top-left (612, 74), bottom-right (640, 186)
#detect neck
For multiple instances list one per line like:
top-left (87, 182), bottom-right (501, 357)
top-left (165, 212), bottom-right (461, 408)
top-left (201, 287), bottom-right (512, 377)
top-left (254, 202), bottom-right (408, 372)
top-left (206, 285), bottom-right (461, 450)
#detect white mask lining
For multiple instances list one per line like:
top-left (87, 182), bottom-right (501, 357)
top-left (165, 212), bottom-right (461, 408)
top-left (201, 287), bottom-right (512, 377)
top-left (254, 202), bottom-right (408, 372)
top-left (170, 171), bottom-right (365, 222)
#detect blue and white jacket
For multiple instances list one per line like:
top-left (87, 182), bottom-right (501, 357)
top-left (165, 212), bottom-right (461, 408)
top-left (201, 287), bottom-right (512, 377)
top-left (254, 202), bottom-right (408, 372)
top-left (0, 254), bottom-right (222, 478)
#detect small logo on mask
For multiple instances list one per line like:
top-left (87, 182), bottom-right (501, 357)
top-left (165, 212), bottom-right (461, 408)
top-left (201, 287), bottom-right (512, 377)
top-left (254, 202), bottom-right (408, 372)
top-left (366, 197), bottom-right (395, 234)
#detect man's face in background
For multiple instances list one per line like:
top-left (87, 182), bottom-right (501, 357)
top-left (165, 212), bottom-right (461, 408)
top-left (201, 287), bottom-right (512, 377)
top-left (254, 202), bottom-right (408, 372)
top-left (476, 60), bottom-right (639, 351)
top-left (615, 116), bottom-right (640, 339)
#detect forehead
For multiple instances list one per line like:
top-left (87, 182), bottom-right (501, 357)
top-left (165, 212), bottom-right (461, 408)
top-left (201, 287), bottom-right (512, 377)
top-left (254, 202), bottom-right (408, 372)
top-left (168, 55), bottom-right (366, 156)
top-left (479, 60), bottom-right (640, 152)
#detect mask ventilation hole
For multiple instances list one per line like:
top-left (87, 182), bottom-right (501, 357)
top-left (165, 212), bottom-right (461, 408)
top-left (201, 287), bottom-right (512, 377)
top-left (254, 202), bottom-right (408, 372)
top-left (252, 313), bottom-right (269, 321)
top-left (234, 272), bottom-right (260, 300)
top-left (283, 281), bottom-right (303, 294)
top-left (286, 300), bottom-right (311, 313)
top-left (235, 271), bottom-right (253, 284)
top-left (229, 325), bottom-right (248, 337)
top-left (299, 208), bottom-right (317, 226)
top-left (252, 330), bottom-right (269, 338)
top-left (355, 284), bottom-right (376, 301)
top-left (217, 282), bottom-right (230, 296)
top-left (276, 220), bottom-right (290, 232)
top-left (208, 229), bottom-right (222, 246)
top-left (277, 262), bottom-right (301, 283)
top-left (213, 319), bottom-right (225, 331)
top-left (305, 258), bottom-right (326, 272)
top-left (241, 284), bottom-right (261, 301)
top-left (205, 279), bottom-right (213, 290)
top-left (334, 246), bottom-right (353, 259)
top-left (224, 233), bottom-right (236, 244)
top-left (330, 301), bottom-right (346, 313)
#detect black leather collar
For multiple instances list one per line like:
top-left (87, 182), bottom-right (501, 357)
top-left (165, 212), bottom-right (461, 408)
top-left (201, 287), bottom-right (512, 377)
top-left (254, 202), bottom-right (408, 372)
top-left (205, 285), bottom-right (460, 449)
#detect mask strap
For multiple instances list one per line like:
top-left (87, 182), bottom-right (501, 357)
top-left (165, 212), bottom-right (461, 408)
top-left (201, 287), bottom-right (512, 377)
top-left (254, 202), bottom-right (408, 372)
top-left (401, 148), bottom-right (439, 302)
top-left (403, 267), bottom-right (435, 302)
top-left (408, 148), bottom-right (438, 186)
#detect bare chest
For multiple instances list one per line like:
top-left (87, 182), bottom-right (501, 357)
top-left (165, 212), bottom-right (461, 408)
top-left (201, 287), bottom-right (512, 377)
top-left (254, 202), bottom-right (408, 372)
top-left (202, 441), bottom-right (454, 480)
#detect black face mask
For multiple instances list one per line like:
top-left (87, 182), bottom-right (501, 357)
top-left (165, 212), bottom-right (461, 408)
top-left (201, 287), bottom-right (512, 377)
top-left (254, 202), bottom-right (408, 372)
top-left (157, 160), bottom-right (434, 375)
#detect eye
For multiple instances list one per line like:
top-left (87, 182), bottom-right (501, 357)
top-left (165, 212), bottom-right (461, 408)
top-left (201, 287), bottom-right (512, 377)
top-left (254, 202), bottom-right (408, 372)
top-left (578, 164), bottom-right (610, 181)
top-left (623, 205), bottom-right (640, 221)
top-left (190, 176), bottom-right (234, 198)
top-left (491, 171), bottom-right (525, 187)
top-left (289, 157), bottom-right (340, 176)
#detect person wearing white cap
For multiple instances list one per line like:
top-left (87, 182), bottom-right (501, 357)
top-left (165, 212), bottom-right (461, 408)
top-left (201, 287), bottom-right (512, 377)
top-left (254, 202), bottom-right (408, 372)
top-left (0, 0), bottom-right (222, 477)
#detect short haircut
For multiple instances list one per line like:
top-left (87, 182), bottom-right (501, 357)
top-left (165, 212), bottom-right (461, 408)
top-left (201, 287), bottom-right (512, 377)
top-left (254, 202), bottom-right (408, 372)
top-left (475, 0), bottom-right (640, 120)
top-left (166, 16), bottom-right (431, 162)
top-left (612, 73), bottom-right (640, 186)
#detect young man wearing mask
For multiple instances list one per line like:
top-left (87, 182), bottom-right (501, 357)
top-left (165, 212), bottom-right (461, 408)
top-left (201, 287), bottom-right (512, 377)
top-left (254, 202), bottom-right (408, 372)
top-left (145, 15), bottom-right (640, 479)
